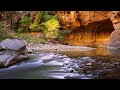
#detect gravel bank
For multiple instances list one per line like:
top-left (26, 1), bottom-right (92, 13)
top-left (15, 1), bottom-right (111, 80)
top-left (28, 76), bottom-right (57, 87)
top-left (26, 43), bottom-right (95, 52)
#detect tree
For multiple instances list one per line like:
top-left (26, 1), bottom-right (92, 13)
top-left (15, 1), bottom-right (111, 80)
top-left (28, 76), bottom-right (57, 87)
top-left (43, 19), bottom-right (61, 40)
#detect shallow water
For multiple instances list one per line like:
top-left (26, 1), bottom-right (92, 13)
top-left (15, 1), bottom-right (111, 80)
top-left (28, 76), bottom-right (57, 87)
top-left (0, 47), bottom-right (120, 79)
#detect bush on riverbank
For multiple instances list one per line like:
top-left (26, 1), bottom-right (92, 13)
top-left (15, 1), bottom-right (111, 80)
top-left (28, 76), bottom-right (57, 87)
top-left (0, 25), bottom-right (14, 41)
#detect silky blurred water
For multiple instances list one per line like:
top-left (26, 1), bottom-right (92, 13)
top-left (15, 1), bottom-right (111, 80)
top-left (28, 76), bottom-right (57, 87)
top-left (0, 47), bottom-right (120, 79)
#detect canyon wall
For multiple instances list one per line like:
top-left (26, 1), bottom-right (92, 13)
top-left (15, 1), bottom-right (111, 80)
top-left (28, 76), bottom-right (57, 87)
top-left (57, 11), bottom-right (115, 47)
top-left (109, 11), bottom-right (120, 48)
top-left (1, 11), bottom-right (119, 47)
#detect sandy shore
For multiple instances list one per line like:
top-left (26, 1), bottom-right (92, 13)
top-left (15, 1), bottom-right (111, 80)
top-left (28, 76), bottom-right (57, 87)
top-left (26, 43), bottom-right (95, 52)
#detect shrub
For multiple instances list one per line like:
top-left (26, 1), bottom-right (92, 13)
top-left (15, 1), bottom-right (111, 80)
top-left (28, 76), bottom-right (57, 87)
top-left (17, 28), bottom-right (24, 33)
top-left (0, 26), bottom-right (14, 41)
top-left (58, 30), bottom-right (71, 42)
top-left (29, 11), bottom-right (44, 31)
top-left (29, 11), bottom-right (59, 32)
top-left (29, 23), bottom-right (46, 32)
top-left (43, 19), bottom-right (61, 39)
top-left (43, 12), bottom-right (58, 21)
top-left (20, 16), bottom-right (32, 27)
top-left (39, 38), bottom-right (46, 44)
top-left (19, 16), bottom-right (32, 32)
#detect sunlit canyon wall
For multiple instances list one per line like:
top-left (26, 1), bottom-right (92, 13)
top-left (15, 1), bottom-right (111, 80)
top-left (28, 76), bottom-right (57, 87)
top-left (57, 11), bottom-right (114, 47)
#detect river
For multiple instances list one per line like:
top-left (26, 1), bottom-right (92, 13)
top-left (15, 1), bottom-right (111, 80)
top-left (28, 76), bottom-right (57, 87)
top-left (0, 47), bottom-right (120, 79)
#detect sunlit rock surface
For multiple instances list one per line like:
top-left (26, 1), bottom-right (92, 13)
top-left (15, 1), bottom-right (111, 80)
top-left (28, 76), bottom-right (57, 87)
top-left (57, 11), bottom-right (114, 47)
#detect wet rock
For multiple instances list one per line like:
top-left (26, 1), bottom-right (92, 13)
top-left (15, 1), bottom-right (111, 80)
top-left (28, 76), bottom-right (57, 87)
top-left (65, 67), bottom-right (74, 73)
top-left (98, 70), bottom-right (120, 79)
top-left (70, 69), bottom-right (75, 73)
top-left (0, 39), bottom-right (28, 68)
top-left (86, 63), bottom-right (92, 66)
top-left (86, 70), bottom-right (91, 74)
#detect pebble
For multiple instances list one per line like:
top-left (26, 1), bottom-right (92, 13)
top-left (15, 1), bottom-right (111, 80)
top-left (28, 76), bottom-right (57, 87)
top-left (86, 63), bottom-right (92, 66)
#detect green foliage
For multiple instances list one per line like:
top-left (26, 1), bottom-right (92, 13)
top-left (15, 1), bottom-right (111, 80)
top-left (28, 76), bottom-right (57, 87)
top-left (29, 23), bottom-right (46, 31)
top-left (19, 16), bottom-right (32, 33)
top-left (58, 30), bottom-right (71, 42)
top-left (29, 11), bottom-right (44, 31)
top-left (44, 19), bottom-right (60, 31)
top-left (0, 26), bottom-right (14, 41)
top-left (29, 12), bottom-right (61, 40)
top-left (43, 19), bottom-right (61, 39)
top-left (43, 12), bottom-right (58, 22)
top-left (29, 23), bottom-right (39, 31)
top-left (34, 11), bottom-right (42, 24)
top-left (39, 38), bottom-right (46, 44)
top-left (20, 16), bottom-right (32, 27)
top-left (29, 11), bottom-right (59, 32)
top-left (17, 28), bottom-right (24, 33)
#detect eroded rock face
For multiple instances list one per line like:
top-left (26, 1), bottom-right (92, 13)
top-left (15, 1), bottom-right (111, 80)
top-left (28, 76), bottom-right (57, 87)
top-left (109, 11), bottom-right (120, 30)
top-left (57, 11), bottom-right (114, 46)
top-left (110, 30), bottom-right (120, 48)
top-left (57, 11), bottom-right (110, 30)
top-left (0, 39), bottom-right (28, 68)
top-left (79, 11), bottom-right (110, 26)
top-left (57, 11), bottom-right (80, 30)
top-left (109, 11), bottom-right (120, 48)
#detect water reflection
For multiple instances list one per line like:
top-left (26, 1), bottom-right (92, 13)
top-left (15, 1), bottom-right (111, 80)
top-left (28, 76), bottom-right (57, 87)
top-left (54, 47), bottom-right (120, 57)
top-left (109, 48), bottom-right (120, 56)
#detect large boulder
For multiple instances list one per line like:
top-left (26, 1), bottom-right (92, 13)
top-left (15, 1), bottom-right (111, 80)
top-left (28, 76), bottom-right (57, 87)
top-left (0, 39), bottom-right (28, 68)
top-left (0, 39), bottom-right (26, 51)
top-left (109, 11), bottom-right (120, 48)
top-left (110, 30), bottom-right (120, 48)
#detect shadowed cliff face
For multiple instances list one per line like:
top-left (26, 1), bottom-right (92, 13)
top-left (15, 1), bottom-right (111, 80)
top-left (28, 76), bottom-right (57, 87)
top-left (57, 11), bottom-right (114, 47)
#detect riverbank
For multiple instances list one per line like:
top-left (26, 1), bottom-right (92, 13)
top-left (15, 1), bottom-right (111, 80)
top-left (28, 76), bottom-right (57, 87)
top-left (26, 43), bottom-right (95, 53)
top-left (0, 31), bottom-right (110, 53)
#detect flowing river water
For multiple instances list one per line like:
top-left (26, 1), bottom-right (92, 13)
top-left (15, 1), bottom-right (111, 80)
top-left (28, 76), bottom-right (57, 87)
top-left (0, 47), bottom-right (120, 79)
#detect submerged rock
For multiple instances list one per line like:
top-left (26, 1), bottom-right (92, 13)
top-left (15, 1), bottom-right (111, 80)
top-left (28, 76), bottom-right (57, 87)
top-left (0, 39), bottom-right (29, 68)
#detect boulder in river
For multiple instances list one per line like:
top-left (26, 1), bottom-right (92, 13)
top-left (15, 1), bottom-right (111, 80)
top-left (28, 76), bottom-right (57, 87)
top-left (0, 39), bottom-right (29, 68)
